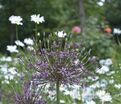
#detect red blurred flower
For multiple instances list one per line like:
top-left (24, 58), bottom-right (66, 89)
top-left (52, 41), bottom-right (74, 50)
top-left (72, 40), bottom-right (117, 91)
top-left (72, 26), bottom-right (81, 33)
top-left (104, 27), bottom-right (112, 33)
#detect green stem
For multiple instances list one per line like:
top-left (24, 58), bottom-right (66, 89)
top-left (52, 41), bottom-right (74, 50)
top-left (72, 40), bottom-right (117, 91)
top-left (116, 35), bottom-right (121, 46)
top-left (56, 79), bottom-right (60, 104)
top-left (16, 25), bottom-right (18, 40)
top-left (35, 24), bottom-right (38, 39)
top-left (35, 24), bottom-right (38, 48)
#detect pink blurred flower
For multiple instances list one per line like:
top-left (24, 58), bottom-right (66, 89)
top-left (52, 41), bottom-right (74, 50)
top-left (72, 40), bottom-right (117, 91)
top-left (72, 26), bottom-right (81, 33)
top-left (104, 27), bottom-right (112, 33)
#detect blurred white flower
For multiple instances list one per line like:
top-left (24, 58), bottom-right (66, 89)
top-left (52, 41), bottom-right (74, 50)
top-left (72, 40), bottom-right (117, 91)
top-left (99, 58), bottom-right (112, 66)
top-left (0, 63), bottom-right (18, 85)
top-left (109, 80), bottom-right (114, 84)
top-left (97, 0), bottom-right (105, 6)
top-left (101, 0), bottom-right (105, 2)
top-left (9, 15), bottom-right (23, 25)
top-left (63, 90), bottom-right (70, 95)
top-left (107, 71), bottom-right (115, 76)
top-left (90, 81), bottom-right (100, 89)
top-left (105, 58), bottom-right (112, 66)
top-left (72, 85), bottom-right (80, 89)
top-left (97, 2), bottom-right (103, 6)
top-left (7, 45), bottom-right (18, 53)
top-left (2, 80), bottom-right (9, 84)
top-left (114, 84), bottom-right (121, 89)
top-left (96, 90), bottom-right (105, 97)
top-left (37, 32), bottom-right (40, 36)
top-left (24, 38), bottom-right (34, 45)
top-left (15, 40), bottom-right (25, 47)
top-left (31, 14), bottom-right (45, 24)
top-left (60, 100), bottom-right (65, 103)
top-left (91, 76), bottom-right (99, 81)
top-left (4, 74), bottom-right (14, 80)
top-left (55, 31), bottom-right (67, 38)
top-left (70, 89), bottom-right (81, 100)
top-left (96, 66), bottom-right (109, 74)
top-left (82, 87), bottom-right (94, 102)
top-left (60, 85), bottom-right (66, 91)
top-left (0, 64), bottom-right (8, 74)
top-left (96, 90), bottom-right (112, 102)
top-left (9, 67), bottom-right (17, 75)
top-left (0, 56), bottom-right (12, 62)
top-left (74, 59), bottom-right (80, 65)
top-left (100, 79), bottom-right (108, 88)
top-left (27, 46), bottom-right (34, 51)
top-left (85, 100), bottom-right (96, 104)
top-left (48, 90), bottom-right (56, 99)
top-left (99, 59), bottom-right (105, 66)
top-left (113, 28), bottom-right (121, 35)
top-left (0, 4), bottom-right (3, 9)
top-left (62, 85), bottom-right (81, 100)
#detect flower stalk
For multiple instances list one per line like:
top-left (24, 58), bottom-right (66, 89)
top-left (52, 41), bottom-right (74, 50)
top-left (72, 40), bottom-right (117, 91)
top-left (35, 24), bottom-right (38, 48)
top-left (56, 79), bottom-right (60, 104)
top-left (16, 25), bottom-right (19, 40)
top-left (35, 24), bottom-right (38, 36)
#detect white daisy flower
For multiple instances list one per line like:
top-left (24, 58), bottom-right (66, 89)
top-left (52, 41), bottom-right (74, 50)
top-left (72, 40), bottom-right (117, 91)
top-left (85, 100), bottom-right (96, 104)
top-left (31, 14), bottom-right (45, 24)
top-left (7, 45), bottom-right (18, 53)
top-left (15, 40), bottom-right (25, 47)
top-left (96, 90), bottom-right (112, 102)
top-left (55, 31), bottom-right (67, 38)
top-left (9, 15), bottom-right (23, 25)
top-left (24, 38), bottom-right (34, 45)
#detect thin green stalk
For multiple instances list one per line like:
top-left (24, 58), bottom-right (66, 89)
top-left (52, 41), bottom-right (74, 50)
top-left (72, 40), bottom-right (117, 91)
top-left (35, 24), bottom-right (38, 36)
top-left (116, 35), bottom-right (121, 46)
top-left (56, 79), bottom-right (60, 104)
top-left (35, 24), bottom-right (38, 48)
top-left (16, 25), bottom-right (19, 40)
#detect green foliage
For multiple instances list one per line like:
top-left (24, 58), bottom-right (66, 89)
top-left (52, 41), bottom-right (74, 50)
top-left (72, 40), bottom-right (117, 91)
top-left (105, 0), bottom-right (121, 27)
top-left (71, 17), bottom-right (113, 58)
top-left (0, 0), bottom-right (80, 52)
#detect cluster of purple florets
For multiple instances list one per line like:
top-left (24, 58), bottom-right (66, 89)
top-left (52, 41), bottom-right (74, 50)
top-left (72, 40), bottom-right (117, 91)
top-left (29, 46), bottom-right (93, 85)
top-left (15, 81), bottom-right (47, 104)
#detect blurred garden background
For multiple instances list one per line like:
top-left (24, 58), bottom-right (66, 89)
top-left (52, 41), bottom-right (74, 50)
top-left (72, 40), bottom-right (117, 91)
top-left (0, 0), bottom-right (121, 58)
top-left (0, 0), bottom-right (121, 104)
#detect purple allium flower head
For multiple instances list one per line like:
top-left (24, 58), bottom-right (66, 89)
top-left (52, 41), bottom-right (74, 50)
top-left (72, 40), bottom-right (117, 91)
top-left (30, 45), bottom-right (94, 85)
